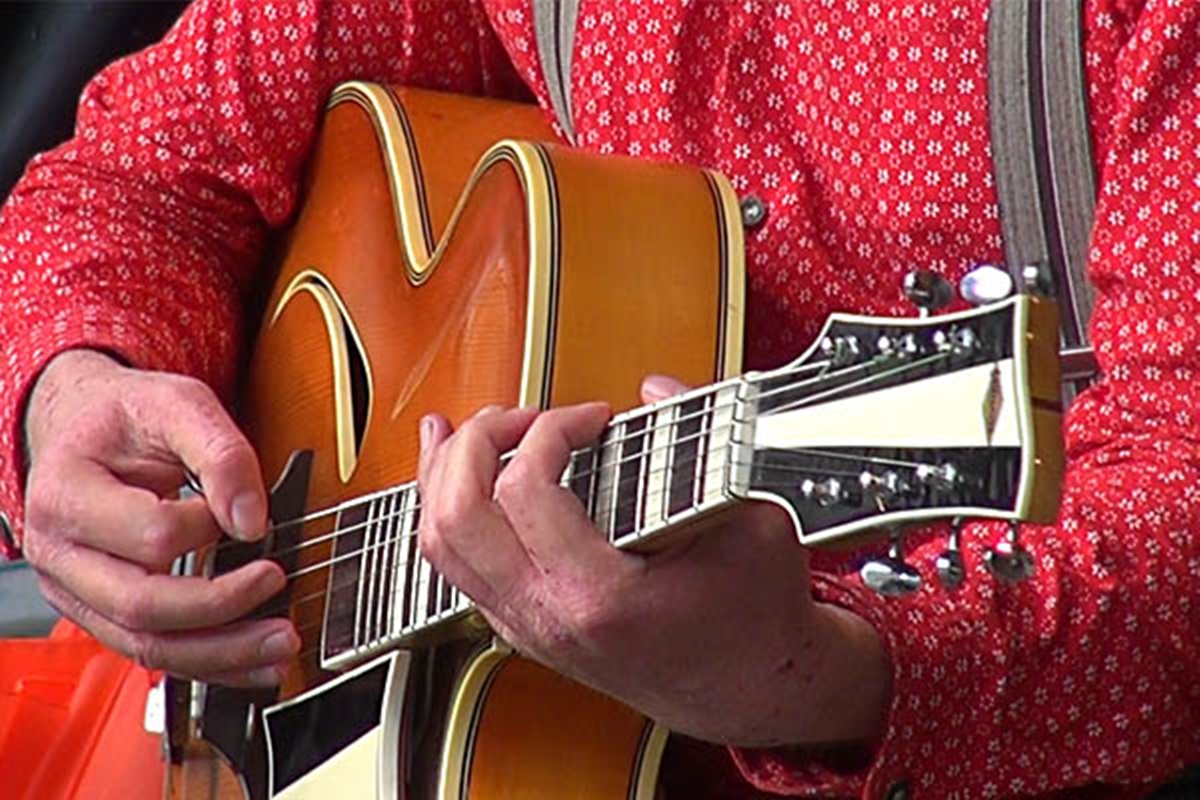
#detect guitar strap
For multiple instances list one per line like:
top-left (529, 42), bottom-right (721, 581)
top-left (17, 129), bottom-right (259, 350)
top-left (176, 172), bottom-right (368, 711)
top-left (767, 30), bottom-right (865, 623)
top-left (532, 0), bottom-right (1099, 381)
top-left (988, 0), bottom-right (1099, 387)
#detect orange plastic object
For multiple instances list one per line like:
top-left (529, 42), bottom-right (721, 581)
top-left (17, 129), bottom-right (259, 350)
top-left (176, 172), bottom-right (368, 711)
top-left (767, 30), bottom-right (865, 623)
top-left (0, 621), bottom-right (164, 799)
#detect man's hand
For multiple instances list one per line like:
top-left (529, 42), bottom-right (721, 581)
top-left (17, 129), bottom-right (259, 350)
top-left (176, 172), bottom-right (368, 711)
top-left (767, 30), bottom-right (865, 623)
top-left (417, 375), bottom-right (891, 747)
top-left (22, 350), bottom-right (298, 686)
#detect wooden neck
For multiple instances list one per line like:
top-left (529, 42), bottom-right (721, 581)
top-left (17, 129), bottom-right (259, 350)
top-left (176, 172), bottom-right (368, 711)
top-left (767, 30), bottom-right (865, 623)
top-left (319, 380), bottom-right (744, 669)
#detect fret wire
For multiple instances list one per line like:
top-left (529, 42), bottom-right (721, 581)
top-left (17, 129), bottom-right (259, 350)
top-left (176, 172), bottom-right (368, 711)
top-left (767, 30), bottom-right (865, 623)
top-left (662, 402), bottom-right (675, 524)
top-left (373, 498), bottom-right (389, 642)
top-left (402, 496), bottom-right (419, 631)
top-left (281, 435), bottom-right (952, 589)
top-left (349, 500), bottom-right (367, 649)
top-left (381, 491), bottom-right (398, 639)
top-left (383, 498), bottom-right (398, 636)
top-left (289, 434), bottom-right (951, 586)
top-left (614, 416), bottom-right (646, 538)
top-left (696, 392), bottom-right (711, 507)
top-left (368, 497), bottom-right (382, 645)
top-left (397, 489), bottom-right (414, 634)
top-left (636, 412), bottom-right (650, 532)
top-left (303, 449), bottom-right (933, 653)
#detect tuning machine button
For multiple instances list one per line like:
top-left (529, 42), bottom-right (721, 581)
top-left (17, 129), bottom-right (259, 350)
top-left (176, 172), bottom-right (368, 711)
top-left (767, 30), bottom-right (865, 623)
top-left (984, 521), bottom-right (1036, 584)
top-left (801, 477), bottom-right (843, 507)
top-left (861, 530), bottom-right (922, 597)
top-left (934, 517), bottom-right (966, 590)
top-left (820, 335), bottom-right (862, 367)
top-left (903, 270), bottom-right (954, 317)
top-left (915, 462), bottom-right (959, 493)
top-left (932, 326), bottom-right (979, 355)
top-left (859, 470), bottom-right (909, 505)
top-left (959, 264), bottom-right (1014, 306)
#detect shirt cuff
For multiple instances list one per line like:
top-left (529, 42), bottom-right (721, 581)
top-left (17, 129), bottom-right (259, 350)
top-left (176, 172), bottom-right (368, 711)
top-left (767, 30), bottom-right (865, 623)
top-left (0, 308), bottom-right (221, 559)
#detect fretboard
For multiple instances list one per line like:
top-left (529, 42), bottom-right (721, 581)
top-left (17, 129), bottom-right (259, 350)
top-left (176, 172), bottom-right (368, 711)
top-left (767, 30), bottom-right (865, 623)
top-left (320, 381), bottom-right (741, 670)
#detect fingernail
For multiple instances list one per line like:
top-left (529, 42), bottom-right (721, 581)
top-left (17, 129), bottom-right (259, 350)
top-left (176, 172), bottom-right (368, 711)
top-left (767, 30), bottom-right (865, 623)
top-left (231, 492), bottom-right (266, 540)
top-left (244, 665), bottom-right (283, 686)
top-left (643, 374), bottom-right (684, 401)
top-left (259, 630), bottom-right (298, 661)
top-left (419, 416), bottom-right (434, 451)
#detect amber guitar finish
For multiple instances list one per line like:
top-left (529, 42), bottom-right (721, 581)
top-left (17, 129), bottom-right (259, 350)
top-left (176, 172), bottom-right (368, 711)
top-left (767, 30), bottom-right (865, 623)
top-left (2, 83), bottom-right (1063, 800)
top-left (163, 82), bottom-right (1065, 800)
top-left (164, 84), bottom-right (745, 800)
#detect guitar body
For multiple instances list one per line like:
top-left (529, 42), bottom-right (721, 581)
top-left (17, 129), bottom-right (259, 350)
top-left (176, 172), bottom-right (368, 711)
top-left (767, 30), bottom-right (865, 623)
top-left (166, 84), bottom-right (744, 799)
top-left (1, 83), bottom-right (1062, 800)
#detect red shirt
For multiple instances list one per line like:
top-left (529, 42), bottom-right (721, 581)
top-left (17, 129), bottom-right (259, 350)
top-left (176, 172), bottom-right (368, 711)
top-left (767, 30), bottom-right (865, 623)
top-left (1, 1), bottom-right (1198, 797)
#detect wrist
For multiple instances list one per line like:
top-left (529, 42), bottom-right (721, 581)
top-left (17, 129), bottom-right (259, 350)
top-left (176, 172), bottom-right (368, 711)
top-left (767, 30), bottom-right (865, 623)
top-left (722, 601), bottom-right (890, 749)
top-left (801, 601), bottom-right (892, 747)
top-left (24, 348), bottom-right (125, 462)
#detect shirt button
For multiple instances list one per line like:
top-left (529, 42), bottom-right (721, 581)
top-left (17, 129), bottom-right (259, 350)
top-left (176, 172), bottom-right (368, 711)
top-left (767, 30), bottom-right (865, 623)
top-left (885, 781), bottom-right (911, 800)
top-left (740, 194), bottom-right (768, 229)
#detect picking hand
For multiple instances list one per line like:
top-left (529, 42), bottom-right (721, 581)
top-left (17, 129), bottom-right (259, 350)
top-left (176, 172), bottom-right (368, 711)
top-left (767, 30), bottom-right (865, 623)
top-left (22, 350), bottom-right (299, 686)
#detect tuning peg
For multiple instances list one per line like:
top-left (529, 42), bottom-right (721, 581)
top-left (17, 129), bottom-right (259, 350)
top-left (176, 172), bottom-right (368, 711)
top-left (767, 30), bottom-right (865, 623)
top-left (861, 530), bottom-right (922, 597)
top-left (902, 271), bottom-right (954, 317)
top-left (819, 334), bottom-right (862, 367)
top-left (959, 264), bottom-right (1014, 306)
top-left (984, 521), bottom-right (1036, 584)
top-left (859, 470), bottom-right (909, 505)
top-left (915, 461), bottom-right (959, 493)
top-left (934, 517), bottom-right (966, 590)
top-left (801, 477), bottom-right (843, 507)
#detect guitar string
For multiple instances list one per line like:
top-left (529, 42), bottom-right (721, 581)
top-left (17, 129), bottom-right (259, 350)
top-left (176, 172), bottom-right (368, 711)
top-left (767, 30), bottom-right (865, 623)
top-left (205, 336), bottom-right (1004, 678)
top-left (212, 349), bottom-right (955, 566)
top-left (274, 452), bottom-right (951, 667)
top-left (201, 349), bottom-right (973, 657)
top-left (296, 446), bottom-right (938, 570)
top-left (232, 424), bottom-right (724, 565)
top-left (251, 452), bottom-right (955, 632)
top-left (203, 354), bottom-right (864, 554)
top-left (247, 446), bottom-right (721, 618)
top-left (260, 425), bottom-right (951, 586)
top-left (224, 351), bottom-right (961, 591)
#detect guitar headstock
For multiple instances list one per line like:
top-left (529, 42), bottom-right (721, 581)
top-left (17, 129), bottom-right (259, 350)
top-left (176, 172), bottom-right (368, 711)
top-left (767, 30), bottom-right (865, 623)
top-left (731, 286), bottom-right (1063, 593)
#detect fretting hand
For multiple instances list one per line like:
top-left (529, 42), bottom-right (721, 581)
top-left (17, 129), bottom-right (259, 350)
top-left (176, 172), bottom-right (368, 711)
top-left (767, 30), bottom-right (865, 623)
top-left (416, 375), bottom-right (891, 747)
top-left (22, 349), bottom-right (299, 686)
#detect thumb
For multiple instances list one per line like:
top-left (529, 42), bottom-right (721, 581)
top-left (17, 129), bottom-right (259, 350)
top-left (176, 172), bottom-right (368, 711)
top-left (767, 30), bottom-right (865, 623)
top-left (154, 379), bottom-right (268, 541)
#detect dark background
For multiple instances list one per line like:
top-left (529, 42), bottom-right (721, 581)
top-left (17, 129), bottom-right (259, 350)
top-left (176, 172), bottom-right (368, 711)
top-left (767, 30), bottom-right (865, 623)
top-left (0, 1), bottom-right (189, 202)
top-left (0, 1), bottom-right (186, 635)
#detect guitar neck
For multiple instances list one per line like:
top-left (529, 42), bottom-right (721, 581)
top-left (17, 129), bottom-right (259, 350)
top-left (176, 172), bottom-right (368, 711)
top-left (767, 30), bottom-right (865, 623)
top-left (319, 380), bottom-right (744, 670)
top-left (316, 295), bottom-right (1059, 671)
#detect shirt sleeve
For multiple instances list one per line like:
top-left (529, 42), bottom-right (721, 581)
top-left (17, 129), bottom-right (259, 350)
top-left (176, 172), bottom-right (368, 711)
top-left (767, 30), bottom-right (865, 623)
top-left (0, 0), bottom-right (529, 556)
top-left (730, 2), bottom-right (1200, 797)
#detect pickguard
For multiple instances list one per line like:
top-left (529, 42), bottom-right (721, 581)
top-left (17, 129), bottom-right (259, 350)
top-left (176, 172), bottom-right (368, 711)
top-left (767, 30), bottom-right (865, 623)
top-left (263, 652), bottom-right (410, 799)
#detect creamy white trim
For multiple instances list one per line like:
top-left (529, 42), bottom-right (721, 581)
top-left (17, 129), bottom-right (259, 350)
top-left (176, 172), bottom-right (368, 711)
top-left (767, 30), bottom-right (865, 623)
top-left (751, 360), bottom-right (1021, 450)
top-left (630, 723), bottom-right (669, 800)
top-left (264, 652), bottom-right (409, 800)
top-left (707, 171), bottom-right (746, 380)
top-left (438, 642), bottom-right (512, 800)
top-left (271, 269), bottom-right (374, 484)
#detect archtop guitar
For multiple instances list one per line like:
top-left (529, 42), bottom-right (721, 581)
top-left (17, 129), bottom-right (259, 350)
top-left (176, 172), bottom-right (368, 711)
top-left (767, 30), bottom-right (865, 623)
top-left (0, 83), bottom-right (1065, 800)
